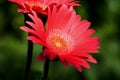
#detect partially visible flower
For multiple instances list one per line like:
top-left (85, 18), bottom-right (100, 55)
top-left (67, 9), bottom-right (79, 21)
top-left (20, 5), bottom-right (100, 72)
top-left (9, 0), bottom-right (79, 15)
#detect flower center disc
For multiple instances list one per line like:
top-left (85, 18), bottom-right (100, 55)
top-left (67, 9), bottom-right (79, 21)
top-left (50, 36), bottom-right (67, 52)
top-left (28, 3), bottom-right (46, 11)
top-left (47, 30), bottom-right (74, 55)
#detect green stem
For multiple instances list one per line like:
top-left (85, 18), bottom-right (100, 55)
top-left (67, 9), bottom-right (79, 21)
top-left (40, 14), bottom-right (49, 80)
top-left (42, 59), bottom-right (50, 80)
top-left (24, 40), bottom-right (33, 80)
top-left (24, 14), bottom-right (33, 80)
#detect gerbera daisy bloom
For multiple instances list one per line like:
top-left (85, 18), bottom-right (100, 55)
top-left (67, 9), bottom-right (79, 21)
top-left (20, 5), bottom-right (100, 72)
top-left (9, 0), bottom-right (79, 15)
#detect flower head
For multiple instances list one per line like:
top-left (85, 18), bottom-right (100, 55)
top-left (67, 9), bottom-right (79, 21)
top-left (20, 5), bottom-right (100, 72)
top-left (9, 0), bottom-right (79, 15)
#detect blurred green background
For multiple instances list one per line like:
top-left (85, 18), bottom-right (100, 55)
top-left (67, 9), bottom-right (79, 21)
top-left (0, 0), bottom-right (120, 80)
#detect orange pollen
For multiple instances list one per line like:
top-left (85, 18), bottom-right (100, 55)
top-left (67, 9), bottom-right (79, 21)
top-left (29, 3), bottom-right (46, 10)
top-left (47, 30), bottom-right (74, 54)
top-left (50, 36), bottom-right (68, 51)
top-left (29, 3), bottom-right (34, 8)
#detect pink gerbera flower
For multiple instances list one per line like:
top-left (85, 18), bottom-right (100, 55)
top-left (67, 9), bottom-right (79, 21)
top-left (20, 5), bottom-right (100, 72)
top-left (9, 0), bottom-right (79, 15)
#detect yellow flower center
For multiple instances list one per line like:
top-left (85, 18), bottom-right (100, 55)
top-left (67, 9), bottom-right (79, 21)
top-left (47, 30), bottom-right (74, 55)
top-left (29, 3), bottom-right (46, 10)
top-left (50, 36), bottom-right (68, 51)
top-left (29, 3), bottom-right (34, 8)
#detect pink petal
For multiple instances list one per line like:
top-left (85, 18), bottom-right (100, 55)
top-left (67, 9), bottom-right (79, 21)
top-left (42, 49), bottom-right (57, 61)
top-left (87, 56), bottom-right (97, 63)
top-left (27, 36), bottom-right (46, 46)
top-left (59, 55), bottom-right (68, 67)
top-left (37, 53), bottom-right (46, 61)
